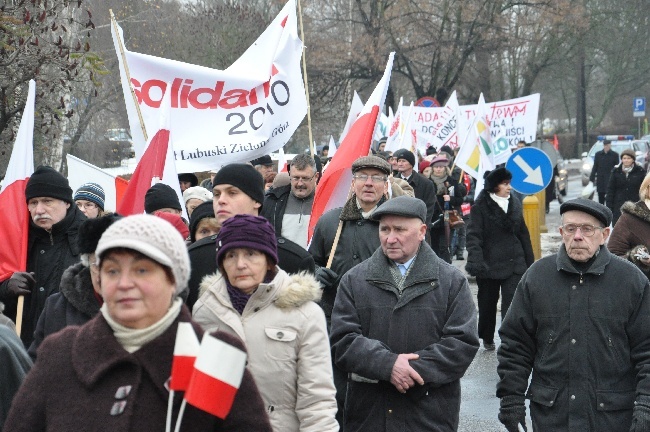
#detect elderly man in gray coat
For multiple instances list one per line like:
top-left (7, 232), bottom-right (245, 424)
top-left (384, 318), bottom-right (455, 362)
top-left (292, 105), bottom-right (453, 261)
top-left (330, 195), bottom-right (479, 432)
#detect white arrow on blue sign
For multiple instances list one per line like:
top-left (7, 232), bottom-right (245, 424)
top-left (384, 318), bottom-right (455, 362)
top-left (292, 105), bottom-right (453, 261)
top-left (505, 147), bottom-right (554, 194)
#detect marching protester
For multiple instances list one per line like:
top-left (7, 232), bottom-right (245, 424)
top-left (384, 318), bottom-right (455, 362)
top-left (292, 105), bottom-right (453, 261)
top-left (608, 173), bottom-right (650, 278)
top-left (251, 155), bottom-right (275, 178)
top-left (0, 166), bottom-right (86, 347)
top-left (427, 154), bottom-right (467, 263)
top-left (4, 214), bottom-right (272, 432)
top-left (144, 183), bottom-right (183, 215)
top-left (497, 199), bottom-right (650, 432)
top-left (193, 214), bottom-right (338, 432)
top-left (330, 195), bottom-right (479, 431)
top-left (28, 214), bottom-right (121, 359)
top-left (74, 182), bottom-right (105, 219)
top-left (188, 200), bottom-right (220, 244)
top-left (589, 139), bottom-right (619, 204)
top-left (606, 148), bottom-right (646, 225)
top-left (177, 173), bottom-right (199, 193)
top-left (393, 149), bottom-right (436, 230)
top-left (186, 163), bottom-right (314, 309)
top-left (182, 185), bottom-right (213, 217)
top-left (465, 168), bottom-right (534, 351)
top-left (261, 153), bottom-right (318, 250)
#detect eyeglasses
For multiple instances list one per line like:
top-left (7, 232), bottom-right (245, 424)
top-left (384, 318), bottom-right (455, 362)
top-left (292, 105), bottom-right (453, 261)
top-left (76, 202), bottom-right (98, 210)
top-left (353, 174), bottom-right (388, 183)
top-left (561, 223), bottom-right (604, 237)
top-left (290, 174), bottom-right (317, 183)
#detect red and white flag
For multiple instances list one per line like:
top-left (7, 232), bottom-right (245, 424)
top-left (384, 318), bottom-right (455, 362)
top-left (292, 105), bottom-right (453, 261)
top-left (308, 53), bottom-right (395, 242)
top-left (170, 322), bottom-right (201, 391)
top-left (117, 85), bottom-right (186, 218)
top-left (184, 333), bottom-right (247, 419)
top-left (0, 80), bottom-right (35, 280)
top-left (66, 154), bottom-right (129, 212)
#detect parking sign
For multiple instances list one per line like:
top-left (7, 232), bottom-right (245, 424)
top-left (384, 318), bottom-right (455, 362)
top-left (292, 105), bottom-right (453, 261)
top-left (634, 97), bottom-right (646, 117)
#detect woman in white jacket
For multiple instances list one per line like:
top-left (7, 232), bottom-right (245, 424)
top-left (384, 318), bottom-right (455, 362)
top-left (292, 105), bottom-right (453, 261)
top-left (193, 214), bottom-right (338, 432)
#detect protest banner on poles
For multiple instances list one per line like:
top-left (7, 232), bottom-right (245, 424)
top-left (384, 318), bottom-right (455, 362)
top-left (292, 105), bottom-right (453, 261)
top-left (111, 0), bottom-right (307, 172)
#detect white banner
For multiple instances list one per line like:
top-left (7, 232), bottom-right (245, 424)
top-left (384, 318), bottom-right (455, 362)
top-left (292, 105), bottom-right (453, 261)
top-left (111, 0), bottom-right (307, 172)
top-left (408, 93), bottom-right (540, 150)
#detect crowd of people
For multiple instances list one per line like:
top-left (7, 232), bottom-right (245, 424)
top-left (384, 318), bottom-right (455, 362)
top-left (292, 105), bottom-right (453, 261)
top-left (0, 137), bottom-right (649, 432)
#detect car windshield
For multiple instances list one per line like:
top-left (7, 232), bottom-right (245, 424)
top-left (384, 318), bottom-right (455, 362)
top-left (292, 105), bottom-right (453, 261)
top-left (588, 142), bottom-right (635, 157)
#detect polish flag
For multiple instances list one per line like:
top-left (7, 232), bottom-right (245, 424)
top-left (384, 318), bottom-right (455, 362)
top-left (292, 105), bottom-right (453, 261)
top-left (278, 146), bottom-right (288, 173)
top-left (0, 80), bottom-right (35, 281)
top-left (170, 322), bottom-right (201, 391)
top-left (116, 84), bottom-right (186, 219)
top-left (553, 134), bottom-right (560, 151)
top-left (66, 154), bottom-right (129, 212)
top-left (184, 333), bottom-right (247, 419)
top-left (308, 53), bottom-right (394, 242)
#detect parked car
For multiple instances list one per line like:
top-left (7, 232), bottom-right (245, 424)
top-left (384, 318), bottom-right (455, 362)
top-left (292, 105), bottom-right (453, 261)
top-left (580, 135), bottom-right (650, 185)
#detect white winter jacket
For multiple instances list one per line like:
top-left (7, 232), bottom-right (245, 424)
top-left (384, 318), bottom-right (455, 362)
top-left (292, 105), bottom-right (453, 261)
top-left (193, 269), bottom-right (338, 432)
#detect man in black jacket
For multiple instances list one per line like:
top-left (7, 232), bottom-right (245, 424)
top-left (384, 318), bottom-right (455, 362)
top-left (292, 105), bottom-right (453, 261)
top-left (589, 140), bottom-right (619, 204)
top-left (186, 163), bottom-right (314, 309)
top-left (0, 166), bottom-right (86, 347)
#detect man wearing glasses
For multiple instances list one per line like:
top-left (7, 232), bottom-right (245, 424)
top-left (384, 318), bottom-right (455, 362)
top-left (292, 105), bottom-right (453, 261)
top-left (261, 153), bottom-right (318, 249)
top-left (497, 198), bottom-right (650, 432)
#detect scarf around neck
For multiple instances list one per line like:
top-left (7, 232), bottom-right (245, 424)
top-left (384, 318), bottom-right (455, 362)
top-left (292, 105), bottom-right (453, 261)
top-left (489, 192), bottom-right (510, 213)
top-left (431, 174), bottom-right (448, 196)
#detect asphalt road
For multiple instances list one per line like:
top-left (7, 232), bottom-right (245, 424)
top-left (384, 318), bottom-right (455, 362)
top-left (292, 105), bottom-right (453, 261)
top-left (455, 172), bottom-right (583, 431)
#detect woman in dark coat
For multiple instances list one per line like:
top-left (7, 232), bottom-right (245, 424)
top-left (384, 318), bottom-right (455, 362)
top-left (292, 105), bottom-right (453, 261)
top-left (428, 155), bottom-right (466, 263)
top-left (606, 148), bottom-right (647, 225)
top-left (465, 168), bottom-right (535, 350)
top-left (4, 214), bottom-right (272, 432)
top-left (608, 173), bottom-right (650, 277)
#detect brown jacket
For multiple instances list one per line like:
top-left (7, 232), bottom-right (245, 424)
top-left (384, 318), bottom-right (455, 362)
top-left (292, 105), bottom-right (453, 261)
top-left (608, 200), bottom-right (650, 276)
top-left (4, 306), bottom-right (272, 432)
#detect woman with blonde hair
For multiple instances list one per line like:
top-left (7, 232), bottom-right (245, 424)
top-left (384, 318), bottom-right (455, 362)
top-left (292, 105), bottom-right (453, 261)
top-left (608, 172), bottom-right (650, 277)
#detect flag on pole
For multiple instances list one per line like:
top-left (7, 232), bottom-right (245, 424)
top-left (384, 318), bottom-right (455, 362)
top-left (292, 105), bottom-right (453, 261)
top-left (117, 84), bottom-right (186, 218)
top-left (170, 322), bottom-right (201, 391)
top-left (0, 80), bottom-right (35, 281)
top-left (184, 333), bottom-right (247, 419)
top-left (339, 91), bottom-right (364, 143)
top-left (455, 94), bottom-right (495, 180)
top-left (553, 134), bottom-right (559, 150)
top-left (308, 53), bottom-right (395, 242)
top-left (66, 154), bottom-right (128, 212)
top-left (384, 97), bottom-right (404, 153)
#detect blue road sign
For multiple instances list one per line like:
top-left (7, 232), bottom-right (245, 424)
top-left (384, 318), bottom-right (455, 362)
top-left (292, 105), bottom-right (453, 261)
top-left (505, 147), bottom-right (554, 194)
top-left (634, 97), bottom-right (646, 117)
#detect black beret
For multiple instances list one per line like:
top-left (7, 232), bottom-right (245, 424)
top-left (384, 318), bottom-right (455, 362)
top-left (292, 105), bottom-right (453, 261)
top-left (560, 198), bottom-right (612, 227)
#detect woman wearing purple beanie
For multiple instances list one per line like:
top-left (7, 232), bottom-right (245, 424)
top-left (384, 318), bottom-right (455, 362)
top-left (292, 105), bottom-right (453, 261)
top-left (193, 214), bottom-right (338, 432)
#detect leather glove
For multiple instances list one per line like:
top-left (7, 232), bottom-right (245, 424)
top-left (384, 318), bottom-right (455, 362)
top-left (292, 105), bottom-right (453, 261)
top-left (315, 267), bottom-right (339, 293)
top-left (498, 395), bottom-right (527, 432)
top-left (7, 272), bottom-right (35, 297)
top-left (631, 396), bottom-right (650, 432)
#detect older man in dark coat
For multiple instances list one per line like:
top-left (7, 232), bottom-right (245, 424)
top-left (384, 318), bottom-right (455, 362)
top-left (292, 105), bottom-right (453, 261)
top-left (330, 196), bottom-right (479, 431)
top-left (497, 198), bottom-right (650, 432)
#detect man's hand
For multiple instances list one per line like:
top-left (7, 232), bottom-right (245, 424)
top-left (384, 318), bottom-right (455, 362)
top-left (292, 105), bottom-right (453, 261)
top-left (7, 272), bottom-right (35, 297)
top-left (631, 396), bottom-right (650, 432)
top-left (390, 353), bottom-right (424, 393)
top-left (315, 267), bottom-right (339, 293)
top-left (499, 396), bottom-right (527, 432)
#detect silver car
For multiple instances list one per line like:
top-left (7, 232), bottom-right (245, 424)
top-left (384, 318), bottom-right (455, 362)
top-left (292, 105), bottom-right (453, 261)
top-left (580, 135), bottom-right (650, 185)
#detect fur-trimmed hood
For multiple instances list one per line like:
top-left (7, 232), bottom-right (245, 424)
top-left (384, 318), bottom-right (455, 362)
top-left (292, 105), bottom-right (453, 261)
top-left (199, 268), bottom-right (322, 310)
top-left (620, 200), bottom-right (650, 223)
top-left (59, 262), bottom-right (100, 317)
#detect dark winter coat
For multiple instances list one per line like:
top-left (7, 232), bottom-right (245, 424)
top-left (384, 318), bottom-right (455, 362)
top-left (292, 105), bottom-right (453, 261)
top-left (401, 172), bottom-right (436, 227)
top-left (4, 307), bottom-right (272, 432)
top-left (606, 163), bottom-right (647, 224)
top-left (608, 200), bottom-right (650, 277)
top-left (27, 262), bottom-right (101, 359)
top-left (308, 195), bottom-right (385, 322)
top-left (0, 206), bottom-right (86, 347)
top-left (186, 234), bottom-right (314, 309)
top-left (0, 326), bottom-right (32, 430)
top-left (465, 191), bottom-right (535, 279)
top-left (590, 149), bottom-right (620, 192)
top-left (260, 184), bottom-right (291, 234)
top-left (497, 245), bottom-right (650, 431)
top-left (330, 243), bottom-right (479, 431)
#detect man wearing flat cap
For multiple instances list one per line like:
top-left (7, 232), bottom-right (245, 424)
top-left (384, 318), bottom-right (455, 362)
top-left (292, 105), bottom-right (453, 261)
top-left (0, 166), bottom-right (86, 347)
top-left (497, 198), bottom-right (650, 432)
top-left (330, 195), bottom-right (479, 431)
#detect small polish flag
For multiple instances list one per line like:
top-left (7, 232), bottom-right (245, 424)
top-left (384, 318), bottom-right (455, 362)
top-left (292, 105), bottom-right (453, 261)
top-left (184, 334), bottom-right (247, 419)
top-left (170, 322), bottom-right (200, 391)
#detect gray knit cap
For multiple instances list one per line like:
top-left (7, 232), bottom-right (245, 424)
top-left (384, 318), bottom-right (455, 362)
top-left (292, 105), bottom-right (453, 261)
top-left (95, 214), bottom-right (190, 294)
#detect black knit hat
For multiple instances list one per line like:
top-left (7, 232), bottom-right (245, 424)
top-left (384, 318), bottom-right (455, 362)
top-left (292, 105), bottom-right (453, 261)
top-left (189, 200), bottom-right (216, 243)
top-left (144, 183), bottom-right (182, 214)
top-left (77, 213), bottom-right (122, 254)
top-left (393, 149), bottom-right (415, 168)
top-left (178, 173), bottom-right (198, 187)
top-left (483, 168), bottom-right (512, 192)
top-left (25, 166), bottom-right (73, 204)
top-left (213, 164), bottom-right (265, 206)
